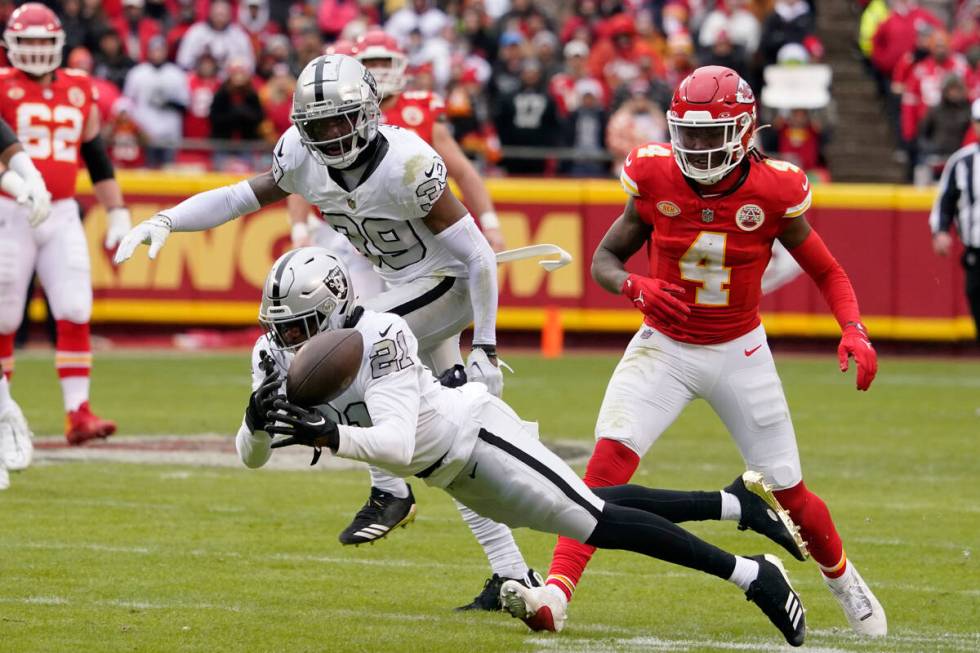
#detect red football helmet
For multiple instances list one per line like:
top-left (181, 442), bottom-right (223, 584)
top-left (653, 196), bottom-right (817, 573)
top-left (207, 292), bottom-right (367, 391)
top-left (354, 29), bottom-right (407, 97)
top-left (323, 39), bottom-right (357, 57)
top-left (3, 3), bottom-right (65, 76)
top-left (667, 65), bottom-right (757, 185)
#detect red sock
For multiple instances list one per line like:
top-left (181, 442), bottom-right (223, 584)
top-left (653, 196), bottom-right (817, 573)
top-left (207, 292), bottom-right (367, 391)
top-left (546, 438), bottom-right (640, 600)
top-left (56, 321), bottom-right (92, 411)
top-left (0, 333), bottom-right (13, 381)
top-left (774, 481), bottom-right (847, 578)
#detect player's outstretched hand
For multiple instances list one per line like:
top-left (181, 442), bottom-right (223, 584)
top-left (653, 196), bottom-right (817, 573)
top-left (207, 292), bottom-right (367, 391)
top-left (621, 274), bottom-right (691, 325)
top-left (113, 215), bottom-right (172, 264)
top-left (244, 366), bottom-right (281, 434)
top-left (266, 399), bottom-right (339, 450)
top-left (104, 207), bottom-right (132, 250)
top-left (20, 173), bottom-right (51, 227)
top-left (837, 322), bottom-right (877, 391)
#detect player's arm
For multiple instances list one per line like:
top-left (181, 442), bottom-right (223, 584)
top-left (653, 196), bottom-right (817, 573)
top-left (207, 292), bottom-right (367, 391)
top-left (287, 194), bottom-right (314, 248)
top-left (0, 116), bottom-right (51, 227)
top-left (779, 215), bottom-right (877, 391)
top-left (929, 154), bottom-right (959, 257)
top-left (431, 120), bottom-right (505, 252)
top-left (236, 346), bottom-right (283, 469)
top-left (80, 104), bottom-right (132, 249)
top-left (423, 183), bottom-right (500, 359)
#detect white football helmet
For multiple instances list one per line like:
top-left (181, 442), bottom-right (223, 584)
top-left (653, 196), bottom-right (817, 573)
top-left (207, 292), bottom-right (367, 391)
top-left (259, 247), bottom-right (355, 352)
top-left (291, 54), bottom-right (381, 168)
top-left (3, 3), bottom-right (65, 76)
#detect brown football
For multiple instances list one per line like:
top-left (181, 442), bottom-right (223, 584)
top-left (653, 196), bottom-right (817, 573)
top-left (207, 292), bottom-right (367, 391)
top-left (286, 328), bottom-right (364, 407)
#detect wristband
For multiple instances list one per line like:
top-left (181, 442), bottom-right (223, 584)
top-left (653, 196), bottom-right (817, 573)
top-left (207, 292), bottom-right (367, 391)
top-left (291, 221), bottom-right (310, 244)
top-left (478, 211), bottom-right (501, 230)
top-left (473, 343), bottom-right (497, 357)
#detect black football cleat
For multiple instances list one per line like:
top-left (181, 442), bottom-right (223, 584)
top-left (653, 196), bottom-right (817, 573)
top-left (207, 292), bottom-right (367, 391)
top-left (745, 554), bottom-right (806, 647)
top-left (726, 471), bottom-right (809, 561)
top-left (338, 485), bottom-right (416, 546)
top-left (455, 568), bottom-right (543, 612)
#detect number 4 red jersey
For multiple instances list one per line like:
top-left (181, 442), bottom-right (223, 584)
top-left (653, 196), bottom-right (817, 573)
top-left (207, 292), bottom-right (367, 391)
top-left (621, 143), bottom-right (812, 345)
top-left (0, 67), bottom-right (96, 200)
top-left (382, 90), bottom-right (446, 145)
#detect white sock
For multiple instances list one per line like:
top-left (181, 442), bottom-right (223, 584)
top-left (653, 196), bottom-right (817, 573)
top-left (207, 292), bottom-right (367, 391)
top-left (455, 500), bottom-right (528, 579)
top-left (720, 490), bottom-right (741, 521)
top-left (368, 466), bottom-right (410, 498)
top-left (61, 376), bottom-right (89, 412)
top-left (0, 376), bottom-right (12, 412)
top-left (728, 555), bottom-right (760, 591)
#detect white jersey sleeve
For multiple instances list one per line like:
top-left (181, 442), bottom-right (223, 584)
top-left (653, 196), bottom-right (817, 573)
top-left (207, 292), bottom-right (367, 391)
top-left (271, 126), bottom-right (304, 195)
top-left (400, 145), bottom-right (448, 220)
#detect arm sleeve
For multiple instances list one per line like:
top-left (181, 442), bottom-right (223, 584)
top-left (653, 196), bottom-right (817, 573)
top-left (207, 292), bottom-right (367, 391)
top-left (271, 129), bottom-right (299, 194)
top-left (160, 179), bottom-right (260, 231)
top-left (929, 154), bottom-right (960, 234)
top-left (434, 215), bottom-right (499, 346)
top-left (787, 229), bottom-right (862, 329)
top-left (236, 419), bottom-right (272, 468)
top-left (335, 324), bottom-right (420, 469)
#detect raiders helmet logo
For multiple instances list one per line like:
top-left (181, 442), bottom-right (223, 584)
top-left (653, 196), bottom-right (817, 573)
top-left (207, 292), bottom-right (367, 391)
top-left (735, 204), bottom-right (765, 231)
top-left (325, 266), bottom-right (349, 300)
top-left (363, 68), bottom-right (378, 97)
top-left (656, 201), bottom-right (681, 217)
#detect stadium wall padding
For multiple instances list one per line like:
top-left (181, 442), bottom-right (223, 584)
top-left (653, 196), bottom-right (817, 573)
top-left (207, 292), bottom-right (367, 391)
top-left (52, 172), bottom-right (976, 341)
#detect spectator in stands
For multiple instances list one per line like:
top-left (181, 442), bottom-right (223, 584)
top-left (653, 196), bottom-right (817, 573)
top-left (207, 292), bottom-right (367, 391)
top-left (103, 97), bottom-right (147, 168)
top-left (561, 78), bottom-right (608, 177)
top-left (68, 47), bottom-right (120, 122)
top-left (758, 0), bottom-right (815, 89)
top-left (316, 0), bottom-right (364, 43)
top-left (446, 67), bottom-right (501, 167)
top-left (165, 0), bottom-right (198, 62)
top-left (93, 28), bottom-right (136, 90)
top-left (916, 75), bottom-right (972, 184)
top-left (550, 40), bottom-right (606, 117)
top-left (560, 0), bottom-right (602, 44)
top-left (61, 0), bottom-right (92, 55)
top-left (699, 0), bottom-right (761, 61)
top-left (123, 36), bottom-right (189, 168)
top-left (112, 0), bottom-right (162, 63)
top-left (182, 53), bottom-right (221, 168)
top-left (459, 3), bottom-right (497, 61)
top-left (589, 13), bottom-right (661, 94)
top-left (901, 31), bottom-right (968, 149)
top-left (386, 0), bottom-right (449, 44)
top-left (210, 57), bottom-right (264, 144)
top-left (606, 91), bottom-right (667, 172)
top-left (952, 2), bottom-right (980, 59)
top-left (664, 31), bottom-right (696, 89)
top-left (489, 31), bottom-right (527, 100)
top-left (699, 30), bottom-right (749, 80)
top-left (532, 30), bottom-right (562, 80)
top-left (493, 58), bottom-right (558, 175)
top-left (871, 0), bottom-right (943, 81)
top-left (239, 0), bottom-right (281, 57)
top-left (773, 108), bottom-right (828, 176)
top-left (256, 34), bottom-right (292, 80)
top-left (259, 63), bottom-right (295, 143)
top-left (176, 0), bottom-right (254, 72)
top-left (289, 16), bottom-right (324, 73)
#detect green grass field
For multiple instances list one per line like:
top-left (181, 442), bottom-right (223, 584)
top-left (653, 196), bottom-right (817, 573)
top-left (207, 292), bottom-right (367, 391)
top-left (2, 350), bottom-right (979, 652)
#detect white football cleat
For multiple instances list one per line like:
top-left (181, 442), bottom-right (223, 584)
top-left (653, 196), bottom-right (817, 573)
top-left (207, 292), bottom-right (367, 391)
top-left (0, 400), bottom-right (33, 471)
top-left (824, 563), bottom-right (887, 637)
top-left (500, 580), bottom-right (568, 632)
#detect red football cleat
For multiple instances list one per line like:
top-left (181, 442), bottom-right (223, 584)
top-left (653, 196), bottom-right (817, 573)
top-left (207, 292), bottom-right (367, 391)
top-left (65, 402), bottom-right (116, 446)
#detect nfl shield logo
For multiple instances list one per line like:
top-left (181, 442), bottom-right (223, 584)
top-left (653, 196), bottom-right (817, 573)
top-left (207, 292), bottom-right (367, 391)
top-left (701, 209), bottom-right (714, 223)
top-left (347, 198), bottom-right (356, 210)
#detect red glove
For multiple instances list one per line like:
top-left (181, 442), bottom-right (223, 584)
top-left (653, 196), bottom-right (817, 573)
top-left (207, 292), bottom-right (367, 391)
top-left (837, 322), bottom-right (877, 391)
top-left (621, 274), bottom-right (691, 325)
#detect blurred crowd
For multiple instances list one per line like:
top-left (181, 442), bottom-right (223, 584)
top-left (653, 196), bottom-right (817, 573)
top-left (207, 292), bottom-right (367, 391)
top-left (860, 0), bottom-right (980, 183)
top-left (0, 0), bottom-right (826, 177)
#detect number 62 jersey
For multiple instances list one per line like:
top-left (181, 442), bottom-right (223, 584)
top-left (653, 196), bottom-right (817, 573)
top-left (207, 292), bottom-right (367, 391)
top-left (272, 124), bottom-right (466, 286)
top-left (621, 143), bottom-right (812, 345)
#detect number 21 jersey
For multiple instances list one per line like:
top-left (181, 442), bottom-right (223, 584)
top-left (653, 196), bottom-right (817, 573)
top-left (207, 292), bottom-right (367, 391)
top-left (621, 143), bottom-right (812, 345)
top-left (272, 124), bottom-right (466, 286)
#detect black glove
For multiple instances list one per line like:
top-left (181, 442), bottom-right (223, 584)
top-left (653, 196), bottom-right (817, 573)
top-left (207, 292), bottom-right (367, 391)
top-left (267, 398), bottom-right (339, 452)
top-left (437, 364), bottom-right (467, 388)
top-left (245, 351), bottom-right (280, 433)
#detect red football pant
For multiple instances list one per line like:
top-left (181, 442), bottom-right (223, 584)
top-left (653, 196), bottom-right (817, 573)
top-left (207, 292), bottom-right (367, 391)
top-left (0, 333), bottom-right (12, 381)
top-left (546, 438), bottom-right (640, 600)
top-left (774, 481), bottom-right (847, 577)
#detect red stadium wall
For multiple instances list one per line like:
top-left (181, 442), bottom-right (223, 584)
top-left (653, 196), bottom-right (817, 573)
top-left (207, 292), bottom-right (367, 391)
top-left (55, 173), bottom-right (975, 341)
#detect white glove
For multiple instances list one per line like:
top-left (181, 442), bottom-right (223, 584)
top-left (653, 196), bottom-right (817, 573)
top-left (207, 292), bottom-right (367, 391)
top-left (104, 207), bottom-right (132, 250)
top-left (0, 170), bottom-right (51, 227)
top-left (0, 399), bottom-right (33, 471)
top-left (466, 347), bottom-right (506, 398)
top-left (113, 214), bottom-right (172, 263)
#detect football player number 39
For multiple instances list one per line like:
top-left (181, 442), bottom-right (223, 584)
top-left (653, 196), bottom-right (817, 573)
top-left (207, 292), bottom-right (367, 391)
top-left (680, 231), bottom-right (731, 306)
top-left (16, 103), bottom-right (84, 162)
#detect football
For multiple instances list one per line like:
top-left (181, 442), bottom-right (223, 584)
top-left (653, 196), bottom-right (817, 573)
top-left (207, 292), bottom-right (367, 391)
top-left (286, 328), bottom-right (364, 406)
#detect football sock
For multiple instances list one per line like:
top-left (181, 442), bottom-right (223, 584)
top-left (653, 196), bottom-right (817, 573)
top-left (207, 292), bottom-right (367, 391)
top-left (720, 490), bottom-right (741, 521)
top-left (0, 333), bottom-right (13, 381)
top-left (55, 320), bottom-right (91, 412)
top-left (774, 481), bottom-right (847, 578)
top-left (592, 485), bottom-right (722, 522)
top-left (368, 466), bottom-right (410, 499)
top-left (586, 502), bottom-right (737, 581)
top-left (728, 555), bottom-right (761, 591)
top-left (546, 438), bottom-right (641, 601)
top-left (455, 501), bottom-right (528, 579)
top-left (0, 375), bottom-right (11, 412)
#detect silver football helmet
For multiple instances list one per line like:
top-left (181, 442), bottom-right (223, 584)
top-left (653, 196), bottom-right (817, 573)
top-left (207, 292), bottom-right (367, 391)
top-left (258, 247), bottom-right (354, 351)
top-left (291, 54), bottom-right (381, 169)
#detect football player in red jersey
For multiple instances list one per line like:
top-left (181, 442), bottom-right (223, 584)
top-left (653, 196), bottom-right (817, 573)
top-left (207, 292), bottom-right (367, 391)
top-left (0, 3), bottom-right (131, 446)
top-left (502, 66), bottom-right (888, 638)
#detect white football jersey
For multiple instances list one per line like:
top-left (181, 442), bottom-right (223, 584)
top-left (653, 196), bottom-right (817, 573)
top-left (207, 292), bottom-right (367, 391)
top-left (272, 125), bottom-right (466, 286)
top-left (249, 309), bottom-right (489, 487)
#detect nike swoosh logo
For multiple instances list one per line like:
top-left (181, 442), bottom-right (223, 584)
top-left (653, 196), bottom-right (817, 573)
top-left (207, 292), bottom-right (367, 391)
top-left (276, 139), bottom-right (285, 158)
top-left (625, 153), bottom-right (632, 167)
top-left (802, 177), bottom-right (809, 192)
top-left (468, 462), bottom-right (478, 479)
top-left (744, 345), bottom-right (762, 357)
top-left (379, 325), bottom-right (392, 337)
